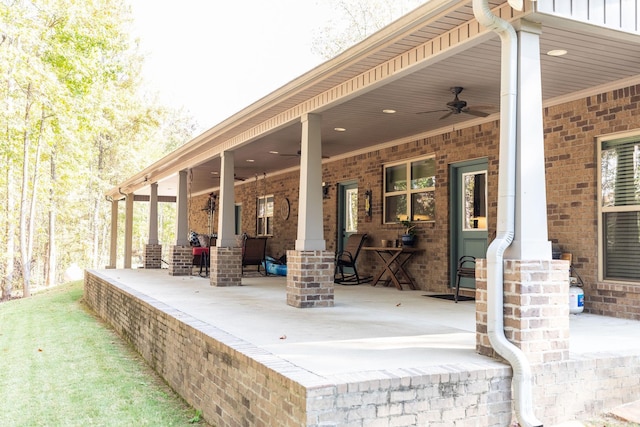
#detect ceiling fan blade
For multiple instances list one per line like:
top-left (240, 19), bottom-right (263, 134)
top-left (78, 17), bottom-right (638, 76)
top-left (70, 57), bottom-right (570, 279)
top-left (463, 109), bottom-right (490, 118)
top-left (416, 109), bottom-right (447, 115)
top-left (439, 111), bottom-right (453, 120)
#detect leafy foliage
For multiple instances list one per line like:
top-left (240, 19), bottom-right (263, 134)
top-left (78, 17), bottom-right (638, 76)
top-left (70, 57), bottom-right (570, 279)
top-left (0, 0), bottom-right (196, 297)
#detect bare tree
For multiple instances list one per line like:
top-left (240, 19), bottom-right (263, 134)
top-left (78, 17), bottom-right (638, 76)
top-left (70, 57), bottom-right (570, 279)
top-left (312, 0), bottom-right (426, 59)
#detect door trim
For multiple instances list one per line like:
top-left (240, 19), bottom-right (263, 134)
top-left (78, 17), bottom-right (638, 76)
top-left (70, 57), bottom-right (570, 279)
top-left (449, 158), bottom-right (489, 289)
top-left (337, 180), bottom-right (358, 253)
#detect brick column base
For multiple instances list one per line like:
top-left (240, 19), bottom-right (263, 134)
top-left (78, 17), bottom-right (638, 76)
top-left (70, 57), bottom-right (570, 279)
top-left (169, 245), bottom-right (192, 276)
top-left (144, 244), bottom-right (162, 269)
top-left (210, 247), bottom-right (242, 287)
top-left (286, 250), bottom-right (334, 308)
top-left (476, 258), bottom-right (571, 364)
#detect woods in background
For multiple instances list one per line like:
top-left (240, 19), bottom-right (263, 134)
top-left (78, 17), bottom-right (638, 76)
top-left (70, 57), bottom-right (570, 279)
top-left (0, 0), bottom-right (195, 299)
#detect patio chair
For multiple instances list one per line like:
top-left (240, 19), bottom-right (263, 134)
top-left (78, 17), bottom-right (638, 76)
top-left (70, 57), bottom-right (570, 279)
top-left (242, 236), bottom-right (268, 275)
top-left (454, 255), bottom-right (476, 302)
top-left (334, 233), bottom-right (370, 285)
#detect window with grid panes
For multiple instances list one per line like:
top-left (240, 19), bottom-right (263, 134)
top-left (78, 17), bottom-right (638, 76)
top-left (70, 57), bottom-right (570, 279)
top-left (383, 156), bottom-right (435, 224)
top-left (256, 195), bottom-right (274, 236)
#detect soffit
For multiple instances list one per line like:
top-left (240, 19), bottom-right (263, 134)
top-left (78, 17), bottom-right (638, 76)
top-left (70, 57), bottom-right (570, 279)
top-left (111, 0), bottom-right (640, 198)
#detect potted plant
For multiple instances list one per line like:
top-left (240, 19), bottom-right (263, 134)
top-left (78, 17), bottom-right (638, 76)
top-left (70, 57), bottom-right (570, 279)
top-left (400, 220), bottom-right (417, 247)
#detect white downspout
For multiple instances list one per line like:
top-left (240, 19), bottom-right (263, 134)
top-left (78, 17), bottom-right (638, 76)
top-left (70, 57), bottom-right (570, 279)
top-left (471, 1), bottom-right (543, 426)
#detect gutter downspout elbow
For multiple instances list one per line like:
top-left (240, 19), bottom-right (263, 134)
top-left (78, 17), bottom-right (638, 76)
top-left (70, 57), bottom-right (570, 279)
top-left (472, 1), bottom-right (543, 426)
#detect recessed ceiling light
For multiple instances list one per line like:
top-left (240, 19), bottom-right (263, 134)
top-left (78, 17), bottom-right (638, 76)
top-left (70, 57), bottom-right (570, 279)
top-left (547, 49), bottom-right (567, 57)
top-left (269, 150), bottom-right (279, 154)
top-left (210, 171), bottom-right (219, 175)
top-left (334, 127), bottom-right (346, 132)
top-left (382, 109), bottom-right (396, 114)
top-left (246, 159), bottom-right (255, 162)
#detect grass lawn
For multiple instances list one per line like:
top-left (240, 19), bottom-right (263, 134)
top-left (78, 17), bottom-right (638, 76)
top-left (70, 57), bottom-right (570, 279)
top-left (0, 281), bottom-right (210, 427)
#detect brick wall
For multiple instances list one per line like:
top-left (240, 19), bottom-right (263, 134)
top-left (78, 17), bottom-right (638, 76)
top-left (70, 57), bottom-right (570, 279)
top-left (144, 244), bottom-right (162, 269)
top-left (286, 250), bottom-right (334, 308)
top-left (168, 245), bottom-right (192, 276)
top-left (474, 259), bottom-right (640, 424)
top-left (475, 259), bottom-right (571, 364)
top-left (85, 271), bottom-right (640, 426)
top-left (210, 246), bottom-right (242, 286)
top-left (186, 85), bottom-right (640, 320)
top-left (84, 271), bottom-right (307, 427)
top-left (543, 85), bottom-right (640, 320)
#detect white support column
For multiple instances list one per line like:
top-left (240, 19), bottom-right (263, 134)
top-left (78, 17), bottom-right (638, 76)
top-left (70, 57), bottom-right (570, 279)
top-left (217, 151), bottom-right (237, 248)
top-left (169, 170), bottom-right (191, 276)
top-left (506, 20), bottom-right (552, 260)
top-left (124, 193), bottom-right (133, 269)
top-left (149, 182), bottom-right (159, 245)
top-left (145, 182), bottom-right (162, 269)
top-left (210, 151), bottom-right (242, 286)
top-left (296, 113), bottom-right (326, 251)
top-left (108, 198), bottom-right (118, 269)
top-left (287, 113), bottom-right (333, 308)
top-left (176, 170), bottom-right (189, 246)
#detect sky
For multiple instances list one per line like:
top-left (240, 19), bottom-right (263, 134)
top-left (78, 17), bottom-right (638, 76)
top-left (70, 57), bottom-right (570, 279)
top-left (129, 1), bottom-right (332, 133)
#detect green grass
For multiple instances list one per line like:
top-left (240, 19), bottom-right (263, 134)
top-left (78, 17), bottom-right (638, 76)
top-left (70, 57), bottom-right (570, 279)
top-left (0, 281), bottom-right (210, 427)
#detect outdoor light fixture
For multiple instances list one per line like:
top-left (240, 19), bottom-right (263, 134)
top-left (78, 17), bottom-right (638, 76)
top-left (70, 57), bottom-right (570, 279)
top-left (547, 49), bottom-right (567, 57)
top-left (322, 182), bottom-right (330, 198)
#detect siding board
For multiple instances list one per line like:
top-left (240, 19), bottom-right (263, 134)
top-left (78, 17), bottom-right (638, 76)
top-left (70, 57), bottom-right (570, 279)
top-left (538, 0), bottom-right (639, 33)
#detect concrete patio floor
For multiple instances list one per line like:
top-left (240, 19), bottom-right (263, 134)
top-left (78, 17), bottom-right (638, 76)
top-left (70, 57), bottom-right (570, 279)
top-left (95, 268), bottom-right (640, 378)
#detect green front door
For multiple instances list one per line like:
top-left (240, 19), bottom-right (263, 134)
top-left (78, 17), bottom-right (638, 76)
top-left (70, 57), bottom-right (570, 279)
top-left (450, 160), bottom-right (489, 290)
top-left (338, 181), bottom-right (358, 252)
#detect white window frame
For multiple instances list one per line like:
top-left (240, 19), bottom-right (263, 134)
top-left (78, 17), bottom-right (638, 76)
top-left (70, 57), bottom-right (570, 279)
top-left (383, 155), bottom-right (436, 225)
top-left (597, 131), bottom-right (640, 284)
top-left (256, 194), bottom-right (274, 237)
top-left (345, 187), bottom-right (358, 233)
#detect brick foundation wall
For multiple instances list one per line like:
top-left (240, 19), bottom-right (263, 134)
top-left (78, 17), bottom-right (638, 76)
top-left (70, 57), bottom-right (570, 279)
top-left (307, 363), bottom-right (515, 427)
top-left (143, 244), bottom-right (162, 269)
top-left (84, 271), bottom-right (307, 427)
top-left (85, 271), bottom-right (640, 426)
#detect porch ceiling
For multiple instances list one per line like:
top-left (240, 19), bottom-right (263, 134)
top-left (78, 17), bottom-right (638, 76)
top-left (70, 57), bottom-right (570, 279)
top-left (126, 2), bottom-right (640, 198)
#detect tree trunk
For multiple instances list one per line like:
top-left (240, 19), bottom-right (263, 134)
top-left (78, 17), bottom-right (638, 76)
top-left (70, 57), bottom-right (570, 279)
top-left (2, 162), bottom-right (16, 301)
top-left (26, 106), bottom-right (46, 286)
top-left (20, 82), bottom-right (33, 297)
top-left (45, 146), bottom-right (57, 287)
